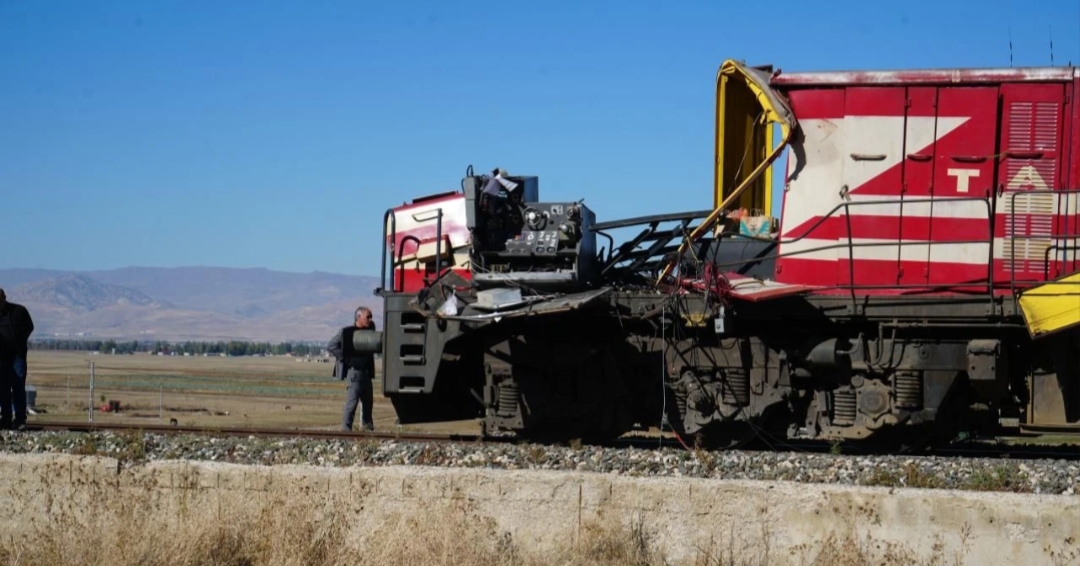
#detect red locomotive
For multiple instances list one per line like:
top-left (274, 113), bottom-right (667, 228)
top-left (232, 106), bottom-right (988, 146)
top-left (367, 60), bottom-right (1078, 447)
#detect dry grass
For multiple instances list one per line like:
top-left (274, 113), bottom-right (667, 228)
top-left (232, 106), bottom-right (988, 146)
top-left (0, 460), bottom-right (999, 566)
top-left (4, 473), bottom-right (1075, 566)
top-left (0, 464), bottom-right (671, 566)
top-left (0, 472), bottom-right (356, 566)
top-left (0, 488), bottom-right (989, 566)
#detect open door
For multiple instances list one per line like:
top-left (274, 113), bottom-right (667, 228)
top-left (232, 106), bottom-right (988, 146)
top-left (657, 60), bottom-right (795, 284)
top-left (713, 60), bottom-right (796, 216)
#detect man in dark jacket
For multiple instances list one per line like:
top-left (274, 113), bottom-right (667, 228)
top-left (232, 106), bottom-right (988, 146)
top-left (0, 289), bottom-right (34, 430)
top-left (327, 306), bottom-right (375, 431)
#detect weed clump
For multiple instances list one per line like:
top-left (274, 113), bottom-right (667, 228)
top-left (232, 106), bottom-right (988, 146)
top-left (864, 462), bottom-right (947, 489)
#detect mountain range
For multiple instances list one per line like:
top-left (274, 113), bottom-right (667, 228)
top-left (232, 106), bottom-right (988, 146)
top-left (0, 267), bottom-right (383, 342)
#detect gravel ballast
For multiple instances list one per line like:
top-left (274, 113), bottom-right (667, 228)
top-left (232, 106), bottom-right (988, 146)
top-left (1, 430), bottom-right (1077, 495)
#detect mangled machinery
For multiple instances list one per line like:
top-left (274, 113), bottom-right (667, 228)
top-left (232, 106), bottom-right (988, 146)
top-left (363, 60), bottom-right (1080, 446)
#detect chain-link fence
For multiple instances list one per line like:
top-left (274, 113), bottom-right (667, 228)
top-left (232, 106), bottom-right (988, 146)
top-left (25, 352), bottom-right (387, 430)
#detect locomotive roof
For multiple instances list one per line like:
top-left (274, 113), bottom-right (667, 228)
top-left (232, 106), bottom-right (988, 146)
top-left (768, 65), bottom-right (1078, 87)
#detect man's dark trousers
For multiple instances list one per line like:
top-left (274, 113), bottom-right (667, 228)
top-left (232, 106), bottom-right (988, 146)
top-left (343, 375), bottom-right (373, 430)
top-left (0, 357), bottom-right (27, 428)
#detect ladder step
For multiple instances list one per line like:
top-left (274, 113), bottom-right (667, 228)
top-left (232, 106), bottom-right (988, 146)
top-left (402, 323), bottom-right (425, 332)
top-left (400, 355), bottom-right (426, 364)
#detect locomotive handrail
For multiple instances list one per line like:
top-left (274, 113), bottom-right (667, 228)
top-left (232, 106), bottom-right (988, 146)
top-left (592, 209), bottom-right (714, 277)
top-left (604, 195), bottom-right (1005, 299)
top-left (380, 204), bottom-right (449, 294)
top-left (648, 195), bottom-right (994, 279)
top-left (396, 235), bottom-right (421, 292)
top-left (1005, 188), bottom-right (1080, 312)
top-left (433, 208), bottom-right (444, 286)
top-left (379, 208), bottom-right (397, 294)
top-left (1043, 242), bottom-right (1080, 280)
top-left (592, 209), bottom-right (714, 231)
top-left (591, 193), bottom-right (1042, 310)
top-left (605, 219), bottom-right (699, 276)
top-left (833, 195), bottom-right (995, 309)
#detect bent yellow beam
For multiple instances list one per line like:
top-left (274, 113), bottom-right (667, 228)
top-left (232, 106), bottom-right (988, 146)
top-left (1017, 272), bottom-right (1080, 338)
top-left (656, 60), bottom-right (796, 285)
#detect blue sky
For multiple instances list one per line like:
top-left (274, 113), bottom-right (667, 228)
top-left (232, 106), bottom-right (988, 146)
top-left (2, 0), bottom-right (1078, 277)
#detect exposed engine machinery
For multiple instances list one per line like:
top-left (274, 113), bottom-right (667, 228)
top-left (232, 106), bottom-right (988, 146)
top-left (462, 168), bottom-right (597, 291)
top-left (369, 59), bottom-right (1080, 448)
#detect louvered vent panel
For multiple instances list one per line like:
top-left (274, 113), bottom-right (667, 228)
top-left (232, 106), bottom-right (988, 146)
top-left (1006, 101), bottom-right (1060, 189)
top-left (998, 85), bottom-right (1067, 281)
top-left (1004, 192), bottom-right (1056, 273)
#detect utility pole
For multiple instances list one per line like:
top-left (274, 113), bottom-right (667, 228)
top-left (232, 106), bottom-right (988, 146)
top-left (89, 362), bottom-right (95, 424)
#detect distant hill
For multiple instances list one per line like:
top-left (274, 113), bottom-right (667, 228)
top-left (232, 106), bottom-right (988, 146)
top-left (0, 267), bottom-right (382, 342)
top-left (15, 275), bottom-right (159, 311)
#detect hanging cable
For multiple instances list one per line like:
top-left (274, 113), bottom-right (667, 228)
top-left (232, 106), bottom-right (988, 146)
top-left (660, 304), bottom-right (666, 449)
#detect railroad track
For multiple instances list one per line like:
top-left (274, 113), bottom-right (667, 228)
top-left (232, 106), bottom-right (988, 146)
top-left (22, 421), bottom-right (1080, 461)
top-left (29, 421), bottom-right (491, 444)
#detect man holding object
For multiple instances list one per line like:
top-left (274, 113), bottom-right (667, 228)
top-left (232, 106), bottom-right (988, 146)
top-left (327, 306), bottom-right (375, 431)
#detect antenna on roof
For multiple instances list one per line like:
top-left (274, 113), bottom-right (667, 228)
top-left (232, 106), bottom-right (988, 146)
top-left (1008, 26), bottom-right (1013, 67)
top-left (1049, 25), bottom-right (1054, 66)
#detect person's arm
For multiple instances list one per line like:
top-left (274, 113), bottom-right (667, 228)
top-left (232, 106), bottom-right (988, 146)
top-left (326, 328), bottom-right (343, 360)
top-left (23, 306), bottom-right (33, 338)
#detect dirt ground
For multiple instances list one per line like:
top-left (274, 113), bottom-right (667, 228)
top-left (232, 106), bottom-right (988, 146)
top-left (24, 350), bottom-right (483, 435)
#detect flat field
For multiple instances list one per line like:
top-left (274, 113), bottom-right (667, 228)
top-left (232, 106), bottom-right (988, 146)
top-left (25, 350), bottom-right (481, 435)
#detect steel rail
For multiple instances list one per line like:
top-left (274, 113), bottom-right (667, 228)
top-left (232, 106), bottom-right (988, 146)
top-left (28, 421), bottom-right (490, 444)
top-left (19, 421), bottom-right (1080, 460)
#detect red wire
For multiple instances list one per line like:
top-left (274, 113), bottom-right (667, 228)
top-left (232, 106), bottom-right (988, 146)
top-left (671, 429), bottom-right (693, 451)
